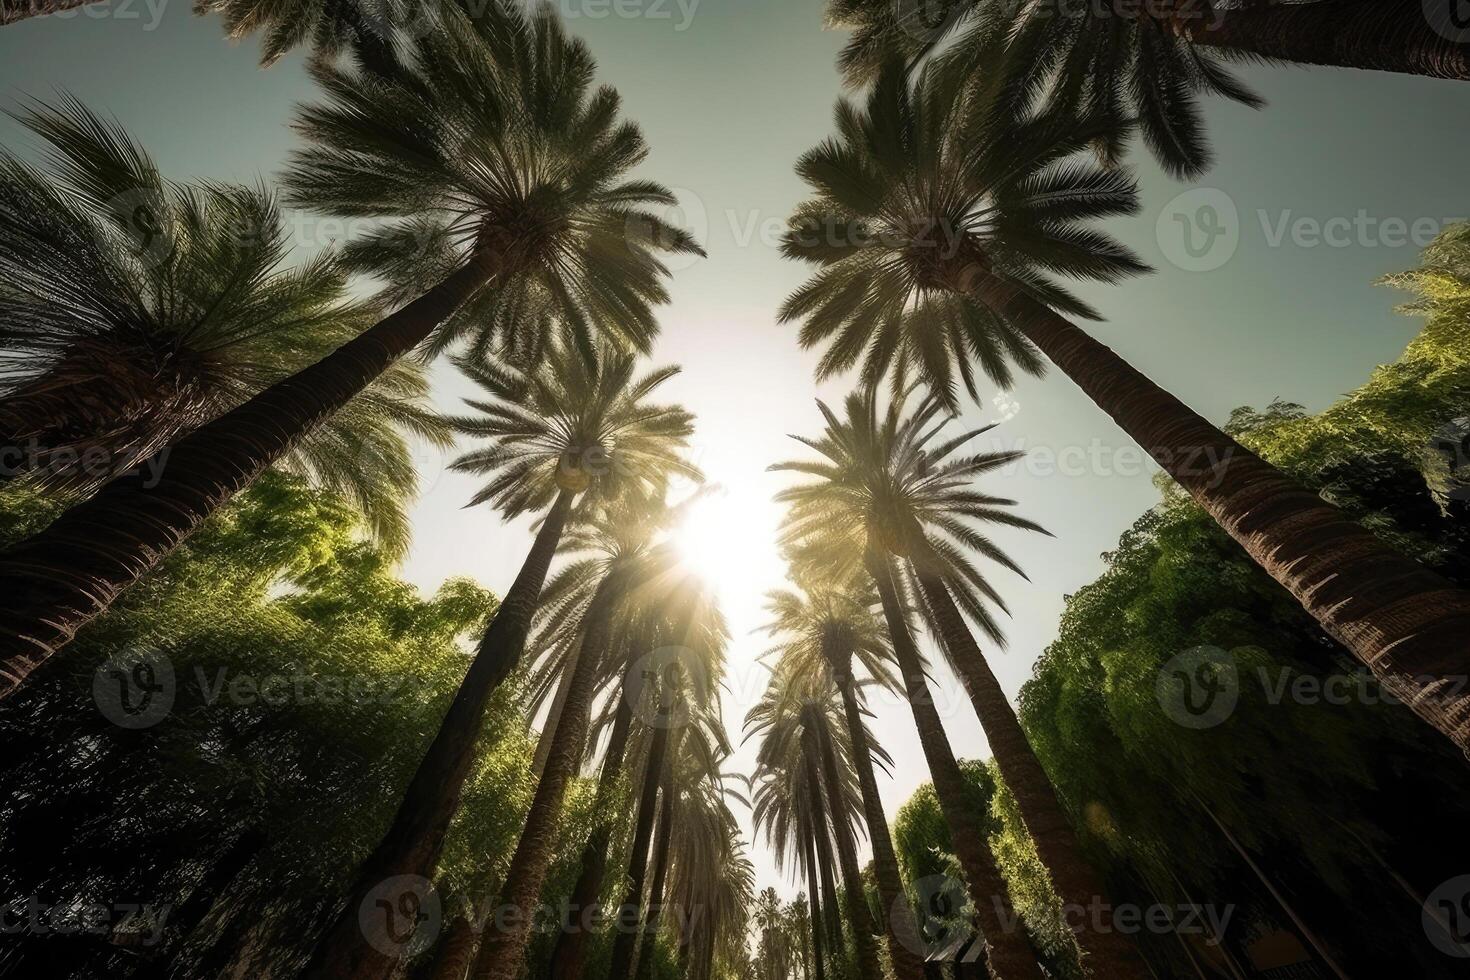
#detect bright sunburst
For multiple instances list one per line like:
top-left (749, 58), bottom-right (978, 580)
top-left (672, 485), bottom-right (782, 622)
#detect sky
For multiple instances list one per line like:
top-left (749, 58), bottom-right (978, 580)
top-left (4, 0), bottom-right (1470, 902)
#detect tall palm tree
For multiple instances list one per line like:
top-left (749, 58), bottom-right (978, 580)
top-left (305, 343), bottom-right (698, 978)
top-left (829, 1), bottom-right (1468, 129)
top-left (477, 532), bottom-right (724, 980)
top-left (0, 0), bottom-right (700, 687)
top-left (761, 579), bottom-right (929, 980)
top-left (0, 100), bottom-right (446, 551)
top-left (605, 644), bottom-right (730, 980)
top-left (753, 888), bottom-right (795, 980)
top-left (774, 389), bottom-right (1124, 978)
top-left (781, 60), bottom-right (1470, 754)
top-left (748, 667), bottom-right (887, 980)
top-left (667, 812), bottom-right (755, 980)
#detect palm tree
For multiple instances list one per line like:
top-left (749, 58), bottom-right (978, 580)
top-left (0, 100), bottom-right (446, 551)
top-left (668, 812), bottom-right (755, 980)
top-left (0, 0), bottom-right (700, 688)
top-left (829, 0), bottom-right (1468, 137)
top-left (304, 343), bottom-right (698, 978)
top-left (773, 389), bottom-right (1126, 977)
top-left (760, 579), bottom-right (929, 980)
top-left (539, 524), bottom-right (728, 979)
top-left (605, 638), bottom-right (730, 980)
top-left (748, 666), bottom-right (888, 980)
top-left (780, 60), bottom-right (1470, 754)
top-left (753, 888), bottom-right (794, 980)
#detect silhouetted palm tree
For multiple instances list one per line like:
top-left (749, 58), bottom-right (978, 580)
top-left (781, 60), bottom-right (1470, 756)
top-left (306, 343), bottom-right (698, 977)
top-left (0, 0), bottom-right (699, 689)
top-left (0, 100), bottom-right (446, 550)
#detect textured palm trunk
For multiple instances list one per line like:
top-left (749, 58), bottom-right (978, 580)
top-left (0, 252), bottom-right (504, 694)
top-left (913, 567), bottom-right (1150, 978)
top-left (803, 829), bottom-right (829, 980)
top-left (973, 274), bottom-right (1470, 753)
top-left (1164, 0), bottom-right (1470, 81)
top-left (867, 552), bottom-right (1046, 980)
top-left (470, 575), bottom-right (622, 980)
top-left (805, 719), bottom-right (885, 980)
top-left (608, 716), bottom-right (673, 980)
top-left (808, 774), bottom-right (846, 960)
top-left (532, 652), bottom-right (578, 780)
top-left (633, 766), bottom-right (677, 980)
top-left (824, 638), bottom-right (929, 980)
top-left (547, 661), bottom-right (638, 979)
top-left (0, 0), bottom-right (101, 24)
top-left (429, 915), bottom-right (482, 980)
top-left (303, 485), bottom-right (574, 980)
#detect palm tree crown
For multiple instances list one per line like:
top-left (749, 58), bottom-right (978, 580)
top-left (0, 98), bottom-right (447, 549)
top-left (774, 387), bottom-right (1044, 645)
top-left (447, 343), bottom-right (701, 518)
top-left (285, 0), bottom-right (703, 365)
top-left (780, 58), bottom-right (1146, 407)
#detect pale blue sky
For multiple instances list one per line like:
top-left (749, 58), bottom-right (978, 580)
top-left (4, 0), bottom-right (1468, 899)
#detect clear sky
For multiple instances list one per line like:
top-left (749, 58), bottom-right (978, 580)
top-left (4, 0), bottom-right (1469, 902)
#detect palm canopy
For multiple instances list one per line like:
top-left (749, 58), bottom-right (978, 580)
top-left (0, 98), bottom-right (446, 551)
top-left (446, 341), bottom-right (701, 519)
top-left (194, 0), bottom-right (408, 69)
top-left (283, 0), bottom-right (703, 366)
top-left (827, 0), bottom-right (1264, 178)
top-left (780, 56), bottom-right (1147, 408)
top-left (761, 574), bottom-right (900, 695)
top-left (772, 386), bottom-right (1046, 647)
top-left (747, 657), bottom-right (872, 875)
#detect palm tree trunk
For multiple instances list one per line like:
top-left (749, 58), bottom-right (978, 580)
top-left (633, 765), bottom-right (677, 980)
top-left (429, 914), bottom-right (482, 980)
top-left (804, 829), bottom-right (830, 980)
top-left (974, 275), bottom-right (1470, 753)
top-left (867, 551), bottom-right (1047, 980)
top-left (608, 716), bottom-right (674, 980)
top-left (303, 484), bottom-right (574, 980)
top-left (808, 773), bottom-right (847, 961)
top-left (0, 252), bottom-right (504, 693)
top-left (912, 566), bottom-right (1151, 978)
top-left (548, 660), bottom-right (639, 979)
top-left (805, 718), bottom-right (885, 980)
top-left (532, 653), bottom-right (578, 780)
top-left (470, 574), bottom-right (622, 980)
top-left (1167, 0), bottom-right (1470, 81)
top-left (824, 640), bottom-right (929, 980)
top-left (0, 0), bottom-right (101, 24)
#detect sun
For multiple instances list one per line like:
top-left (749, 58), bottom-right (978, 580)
top-left (672, 485), bottom-right (781, 619)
